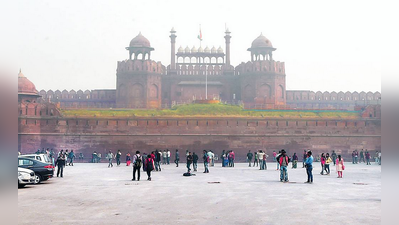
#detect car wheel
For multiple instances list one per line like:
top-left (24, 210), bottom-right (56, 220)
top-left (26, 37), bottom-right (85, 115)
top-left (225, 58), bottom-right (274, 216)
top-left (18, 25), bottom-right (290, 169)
top-left (18, 180), bottom-right (26, 188)
top-left (34, 174), bottom-right (42, 184)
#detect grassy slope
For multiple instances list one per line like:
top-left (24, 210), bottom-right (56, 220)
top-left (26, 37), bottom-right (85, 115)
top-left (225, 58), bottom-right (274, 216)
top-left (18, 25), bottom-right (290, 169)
top-left (60, 104), bottom-right (360, 119)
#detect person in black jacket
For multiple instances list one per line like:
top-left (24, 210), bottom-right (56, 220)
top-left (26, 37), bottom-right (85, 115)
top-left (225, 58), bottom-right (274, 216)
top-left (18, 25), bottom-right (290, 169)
top-left (55, 154), bottom-right (66, 177)
top-left (186, 152), bottom-right (193, 172)
top-left (175, 149), bottom-right (180, 167)
top-left (155, 150), bottom-right (162, 171)
top-left (192, 152), bottom-right (199, 171)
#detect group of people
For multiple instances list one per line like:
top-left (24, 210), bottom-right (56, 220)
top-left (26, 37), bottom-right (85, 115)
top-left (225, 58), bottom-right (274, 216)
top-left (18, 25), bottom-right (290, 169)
top-left (221, 150), bottom-right (234, 167)
top-left (185, 150), bottom-right (214, 173)
top-left (350, 149), bottom-right (380, 165)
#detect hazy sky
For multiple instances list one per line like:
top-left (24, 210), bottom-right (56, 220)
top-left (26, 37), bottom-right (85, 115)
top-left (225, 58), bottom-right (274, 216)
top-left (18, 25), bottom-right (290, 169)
top-left (3, 0), bottom-right (382, 92)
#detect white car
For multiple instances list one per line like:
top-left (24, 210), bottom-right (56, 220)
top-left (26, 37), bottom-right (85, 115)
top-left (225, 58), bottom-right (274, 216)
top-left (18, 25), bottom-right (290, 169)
top-left (18, 167), bottom-right (35, 188)
top-left (19, 154), bottom-right (52, 164)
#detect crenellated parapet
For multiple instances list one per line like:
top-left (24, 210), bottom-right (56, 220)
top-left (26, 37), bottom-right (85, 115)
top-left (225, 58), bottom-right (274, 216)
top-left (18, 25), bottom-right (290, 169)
top-left (234, 60), bottom-right (285, 75)
top-left (167, 64), bottom-right (234, 76)
top-left (286, 90), bottom-right (381, 102)
top-left (117, 59), bottom-right (165, 74)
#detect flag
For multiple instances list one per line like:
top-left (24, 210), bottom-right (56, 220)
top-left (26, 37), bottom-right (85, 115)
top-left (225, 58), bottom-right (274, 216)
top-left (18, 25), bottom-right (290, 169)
top-left (197, 27), bottom-right (202, 41)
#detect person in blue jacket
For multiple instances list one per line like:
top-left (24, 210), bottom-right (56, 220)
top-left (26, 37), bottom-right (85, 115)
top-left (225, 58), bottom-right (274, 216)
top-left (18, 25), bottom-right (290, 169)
top-left (305, 150), bottom-right (314, 183)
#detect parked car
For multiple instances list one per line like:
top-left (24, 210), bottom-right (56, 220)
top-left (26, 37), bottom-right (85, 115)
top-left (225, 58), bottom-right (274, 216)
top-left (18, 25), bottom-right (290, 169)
top-left (18, 167), bottom-right (35, 188)
top-left (19, 154), bottom-right (52, 164)
top-left (18, 157), bottom-right (54, 184)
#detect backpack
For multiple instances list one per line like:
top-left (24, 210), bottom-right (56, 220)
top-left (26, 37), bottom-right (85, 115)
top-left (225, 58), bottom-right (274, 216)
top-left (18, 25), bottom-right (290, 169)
top-left (134, 155), bottom-right (142, 168)
top-left (146, 158), bottom-right (154, 171)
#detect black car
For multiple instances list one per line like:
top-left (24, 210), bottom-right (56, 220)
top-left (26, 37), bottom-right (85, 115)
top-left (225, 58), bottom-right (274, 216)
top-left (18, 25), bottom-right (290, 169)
top-left (18, 157), bottom-right (54, 184)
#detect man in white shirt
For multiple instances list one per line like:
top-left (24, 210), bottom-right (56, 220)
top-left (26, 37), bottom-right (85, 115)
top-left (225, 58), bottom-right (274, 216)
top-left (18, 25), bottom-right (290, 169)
top-left (207, 150), bottom-right (215, 167)
top-left (258, 150), bottom-right (265, 170)
top-left (167, 149), bottom-right (171, 165)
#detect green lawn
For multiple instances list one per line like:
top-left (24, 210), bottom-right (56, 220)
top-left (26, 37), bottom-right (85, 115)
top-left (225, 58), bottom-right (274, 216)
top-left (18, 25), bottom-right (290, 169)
top-left (60, 104), bottom-right (360, 119)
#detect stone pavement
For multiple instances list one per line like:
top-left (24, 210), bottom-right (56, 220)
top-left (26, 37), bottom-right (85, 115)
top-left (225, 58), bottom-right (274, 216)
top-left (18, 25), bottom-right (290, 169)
top-left (18, 162), bottom-right (381, 225)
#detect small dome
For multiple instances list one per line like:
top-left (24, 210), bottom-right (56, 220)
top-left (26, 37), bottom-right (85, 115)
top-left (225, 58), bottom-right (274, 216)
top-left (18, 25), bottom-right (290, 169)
top-left (129, 32), bottom-right (151, 48)
top-left (198, 46), bottom-right (204, 52)
top-left (185, 46), bottom-right (190, 53)
top-left (178, 46), bottom-right (184, 53)
top-left (251, 33), bottom-right (273, 48)
top-left (217, 46), bottom-right (223, 53)
top-left (211, 46), bottom-right (217, 53)
top-left (18, 70), bottom-right (39, 95)
top-left (191, 46), bottom-right (197, 53)
top-left (204, 46), bottom-right (210, 53)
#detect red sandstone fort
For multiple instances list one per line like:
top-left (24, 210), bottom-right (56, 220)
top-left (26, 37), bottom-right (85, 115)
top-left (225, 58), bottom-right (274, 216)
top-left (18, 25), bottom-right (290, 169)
top-left (18, 28), bottom-right (381, 160)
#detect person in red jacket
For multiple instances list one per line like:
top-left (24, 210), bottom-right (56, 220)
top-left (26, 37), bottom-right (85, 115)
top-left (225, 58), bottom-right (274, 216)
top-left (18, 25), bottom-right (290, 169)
top-left (144, 155), bottom-right (155, 181)
top-left (277, 149), bottom-right (290, 182)
top-left (229, 151), bottom-right (235, 167)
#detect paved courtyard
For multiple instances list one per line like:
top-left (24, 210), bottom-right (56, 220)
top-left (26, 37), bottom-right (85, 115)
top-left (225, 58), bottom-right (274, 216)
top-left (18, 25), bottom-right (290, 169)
top-left (18, 162), bottom-right (381, 225)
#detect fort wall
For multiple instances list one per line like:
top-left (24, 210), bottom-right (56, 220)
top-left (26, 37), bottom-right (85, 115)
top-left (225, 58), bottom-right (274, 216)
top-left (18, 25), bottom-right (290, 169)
top-left (18, 116), bottom-right (381, 161)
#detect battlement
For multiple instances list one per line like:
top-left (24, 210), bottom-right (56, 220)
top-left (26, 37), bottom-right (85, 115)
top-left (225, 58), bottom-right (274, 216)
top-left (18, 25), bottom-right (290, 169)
top-left (234, 60), bottom-right (285, 75)
top-left (287, 90), bottom-right (381, 102)
top-left (167, 64), bottom-right (235, 76)
top-left (117, 59), bottom-right (166, 74)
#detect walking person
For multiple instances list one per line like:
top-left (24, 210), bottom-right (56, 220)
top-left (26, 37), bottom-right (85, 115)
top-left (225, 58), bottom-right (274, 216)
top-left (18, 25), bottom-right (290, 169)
top-left (106, 150), bottom-right (114, 168)
top-left (276, 150), bottom-right (281, 170)
top-left (55, 153), bottom-right (66, 177)
top-left (221, 150), bottom-right (226, 167)
top-left (174, 149), bottom-right (180, 167)
top-left (320, 153), bottom-right (326, 175)
top-left (355, 150), bottom-right (359, 164)
top-left (97, 153), bottom-right (102, 163)
top-left (126, 153), bottom-right (131, 166)
top-left (208, 150), bottom-right (215, 167)
top-left (331, 150), bottom-right (337, 166)
top-left (247, 150), bottom-right (253, 167)
top-left (262, 151), bottom-right (268, 170)
top-left (352, 151), bottom-right (355, 164)
top-left (155, 150), bottom-right (161, 171)
top-left (258, 150), bottom-right (265, 170)
top-left (162, 150), bottom-right (167, 165)
top-left (186, 152), bottom-right (193, 172)
top-left (359, 149), bottom-right (365, 163)
top-left (230, 151), bottom-right (235, 167)
top-left (277, 149), bottom-right (290, 182)
top-left (324, 153), bottom-right (332, 175)
top-left (167, 149), bottom-right (171, 165)
top-left (193, 152), bottom-right (198, 172)
top-left (116, 150), bottom-right (122, 166)
top-left (272, 151), bottom-right (277, 162)
top-left (292, 153), bottom-right (298, 169)
top-left (203, 150), bottom-right (210, 173)
top-left (305, 151), bottom-right (314, 183)
top-left (336, 155), bottom-right (345, 178)
top-left (92, 151), bottom-right (97, 163)
top-left (145, 154), bottom-right (155, 181)
top-left (227, 151), bottom-right (232, 167)
top-left (65, 150), bottom-right (69, 166)
top-left (374, 151), bottom-right (379, 164)
top-left (365, 150), bottom-right (371, 165)
top-left (253, 151), bottom-right (259, 167)
top-left (68, 150), bottom-right (75, 166)
top-left (132, 151), bottom-right (142, 181)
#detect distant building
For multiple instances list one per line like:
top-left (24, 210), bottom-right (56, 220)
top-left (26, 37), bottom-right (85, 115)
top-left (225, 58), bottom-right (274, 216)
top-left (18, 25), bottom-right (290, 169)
top-left (35, 28), bottom-right (380, 110)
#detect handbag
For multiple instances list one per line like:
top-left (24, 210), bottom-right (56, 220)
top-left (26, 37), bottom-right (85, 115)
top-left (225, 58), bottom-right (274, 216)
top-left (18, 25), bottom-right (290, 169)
top-left (342, 164), bottom-right (345, 170)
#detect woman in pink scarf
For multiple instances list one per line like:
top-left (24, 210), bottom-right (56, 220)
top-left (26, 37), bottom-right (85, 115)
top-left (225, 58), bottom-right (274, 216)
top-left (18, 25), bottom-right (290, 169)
top-left (320, 153), bottom-right (326, 175)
